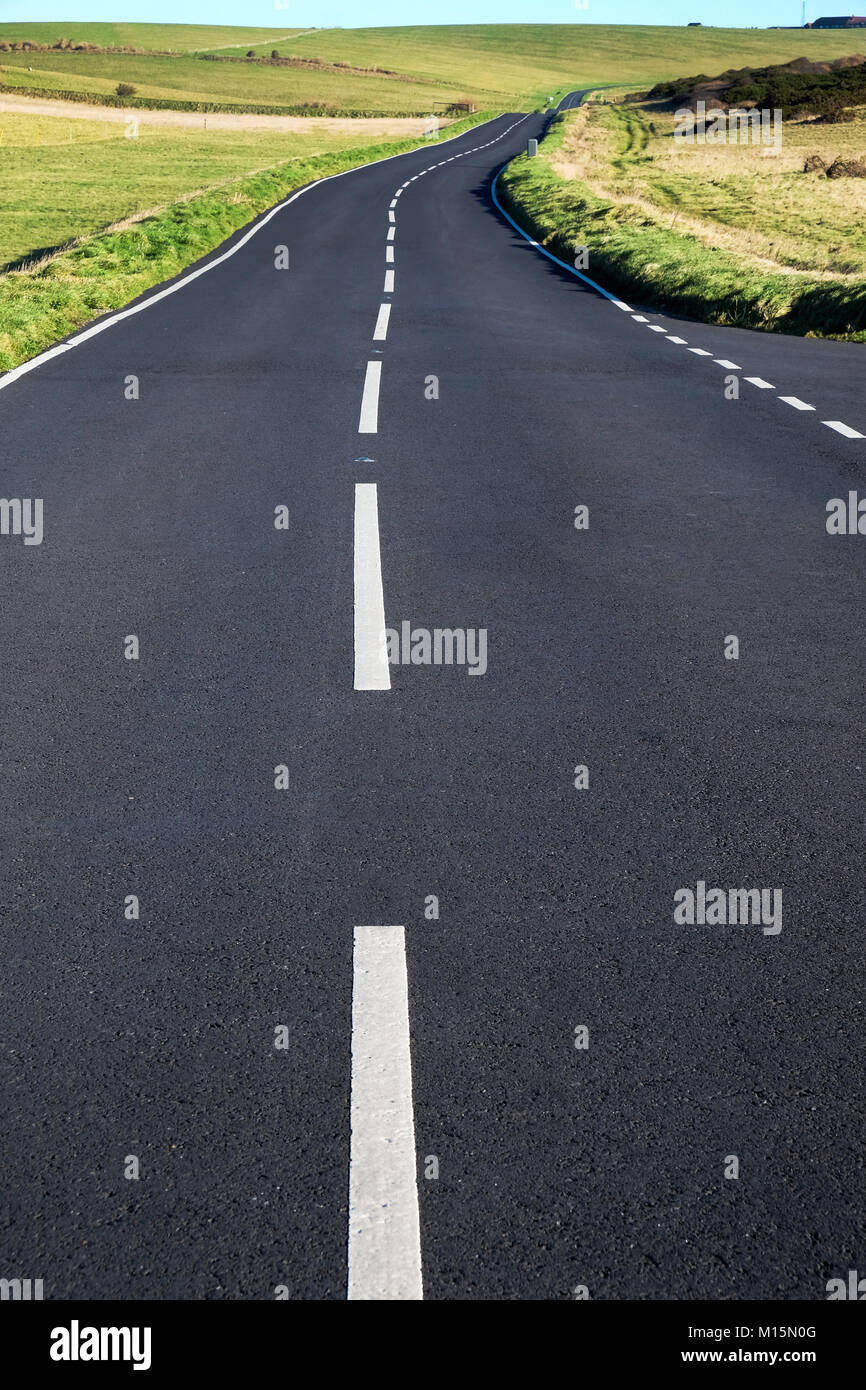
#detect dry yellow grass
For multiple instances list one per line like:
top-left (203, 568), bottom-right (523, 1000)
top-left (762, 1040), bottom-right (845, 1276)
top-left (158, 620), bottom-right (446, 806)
top-left (549, 103), bottom-right (866, 280)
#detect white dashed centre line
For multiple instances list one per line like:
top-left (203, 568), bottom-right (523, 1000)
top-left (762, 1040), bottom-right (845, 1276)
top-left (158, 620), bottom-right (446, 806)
top-left (822, 420), bottom-right (865, 438)
top-left (714, 359), bottom-right (741, 369)
top-left (384, 269), bottom-right (395, 293)
top-left (745, 377), bottom-right (775, 389)
top-left (779, 396), bottom-right (815, 411)
top-left (688, 348), bottom-right (713, 357)
top-left (373, 303), bottom-right (391, 342)
top-left (386, 246), bottom-right (394, 263)
top-left (347, 924), bottom-right (422, 1299)
top-left (358, 360), bottom-right (382, 434)
top-left (666, 336), bottom-right (688, 345)
top-left (387, 227), bottom-right (395, 240)
top-left (352, 484), bottom-right (390, 691)
top-left (388, 211), bottom-right (395, 223)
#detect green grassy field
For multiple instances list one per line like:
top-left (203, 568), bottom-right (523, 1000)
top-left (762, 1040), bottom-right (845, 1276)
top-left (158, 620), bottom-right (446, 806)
top-left (4, 23), bottom-right (866, 113)
top-left (0, 23), bottom-right (309, 51)
top-left (0, 51), bottom-right (457, 116)
top-left (0, 112), bottom-right (411, 270)
top-left (499, 104), bottom-right (866, 339)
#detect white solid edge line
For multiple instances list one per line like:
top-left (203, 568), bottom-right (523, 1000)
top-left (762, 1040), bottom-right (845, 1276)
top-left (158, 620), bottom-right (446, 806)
top-left (489, 165), bottom-right (625, 308)
top-left (347, 924), bottom-right (421, 1299)
top-left (1, 112), bottom-right (522, 391)
top-left (779, 396), bottom-right (815, 411)
top-left (0, 341), bottom-right (72, 388)
top-left (353, 484), bottom-right (391, 691)
top-left (373, 303), bottom-right (391, 342)
top-left (745, 377), bottom-right (775, 389)
top-left (358, 360), bottom-right (382, 434)
top-left (384, 269), bottom-right (395, 293)
top-left (822, 420), bottom-right (865, 438)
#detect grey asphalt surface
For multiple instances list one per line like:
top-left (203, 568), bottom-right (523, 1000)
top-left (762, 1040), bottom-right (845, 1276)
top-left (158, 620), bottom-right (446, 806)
top-left (0, 94), bottom-right (864, 1301)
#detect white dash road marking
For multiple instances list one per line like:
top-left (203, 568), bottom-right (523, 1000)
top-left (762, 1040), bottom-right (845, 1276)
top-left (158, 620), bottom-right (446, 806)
top-left (714, 359), bottom-right (741, 369)
top-left (373, 303), bottom-right (391, 342)
top-left (384, 269), bottom-right (395, 293)
top-left (386, 246), bottom-right (394, 263)
top-left (387, 227), bottom-right (395, 240)
top-left (688, 348), bottom-right (713, 357)
top-left (353, 485), bottom-right (391, 691)
top-left (632, 315), bottom-right (649, 323)
top-left (613, 299), bottom-right (633, 311)
top-left (358, 360), bottom-right (382, 433)
top-left (745, 377), bottom-right (775, 389)
top-left (779, 396), bottom-right (815, 411)
top-left (822, 420), bottom-right (865, 438)
top-left (666, 335), bottom-right (688, 345)
top-left (388, 211), bottom-right (396, 223)
top-left (347, 924), bottom-right (421, 1298)
top-left (648, 325), bottom-right (667, 333)
top-left (389, 198), bottom-right (398, 208)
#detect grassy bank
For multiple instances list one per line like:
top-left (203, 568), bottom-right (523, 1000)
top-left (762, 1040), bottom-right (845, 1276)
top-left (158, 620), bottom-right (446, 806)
top-left (0, 110), bottom-right (491, 371)
top-left (498, 105), bottom-right (866, 340)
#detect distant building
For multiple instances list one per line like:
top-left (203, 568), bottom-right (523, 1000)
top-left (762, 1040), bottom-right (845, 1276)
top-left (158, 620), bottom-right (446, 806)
top-left (807, 14), bottom-right (866, 25)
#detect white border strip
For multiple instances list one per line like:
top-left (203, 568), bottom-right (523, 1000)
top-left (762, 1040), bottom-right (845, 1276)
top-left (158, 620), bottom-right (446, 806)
top-left (490, 166), bottom-right (627, 307)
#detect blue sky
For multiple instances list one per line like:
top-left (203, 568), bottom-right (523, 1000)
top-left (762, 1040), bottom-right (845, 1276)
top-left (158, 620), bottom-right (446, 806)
top-left (0, 2), bottom-right (821, 32)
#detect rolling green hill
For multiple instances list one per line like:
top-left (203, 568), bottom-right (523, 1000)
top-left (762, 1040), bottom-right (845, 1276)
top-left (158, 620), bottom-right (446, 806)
top-left (3, 23), bottom-right (866, 114)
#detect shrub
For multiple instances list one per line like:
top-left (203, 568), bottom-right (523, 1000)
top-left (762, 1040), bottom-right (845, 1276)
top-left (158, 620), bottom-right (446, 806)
top-left (115, 82), bottom-right (136, 98)
top-left (826, 157), bottom-right (866, 178)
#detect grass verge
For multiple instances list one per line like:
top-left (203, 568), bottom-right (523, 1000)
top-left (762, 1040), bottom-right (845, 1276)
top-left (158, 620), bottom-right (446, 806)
top-left (498, 110), bottom-right (866, 340)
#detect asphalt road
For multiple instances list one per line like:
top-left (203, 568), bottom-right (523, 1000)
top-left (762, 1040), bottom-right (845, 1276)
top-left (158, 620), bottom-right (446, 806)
top-left (1, 96), bottom-right (864, 1302)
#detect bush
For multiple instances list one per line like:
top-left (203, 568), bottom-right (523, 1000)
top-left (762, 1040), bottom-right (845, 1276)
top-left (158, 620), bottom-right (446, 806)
top-left (803, 153), bottom-right (829, 173)
top-left (115, 82), bottom-right (136, 98)
top-left (818, 107), bottom-right (855, 123)
top-left (826, 157), bottom-right (866, 178)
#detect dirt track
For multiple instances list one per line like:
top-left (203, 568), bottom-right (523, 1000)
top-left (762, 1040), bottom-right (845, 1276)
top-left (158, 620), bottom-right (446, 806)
top-left (0, 95), bottom-right (447, 136)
